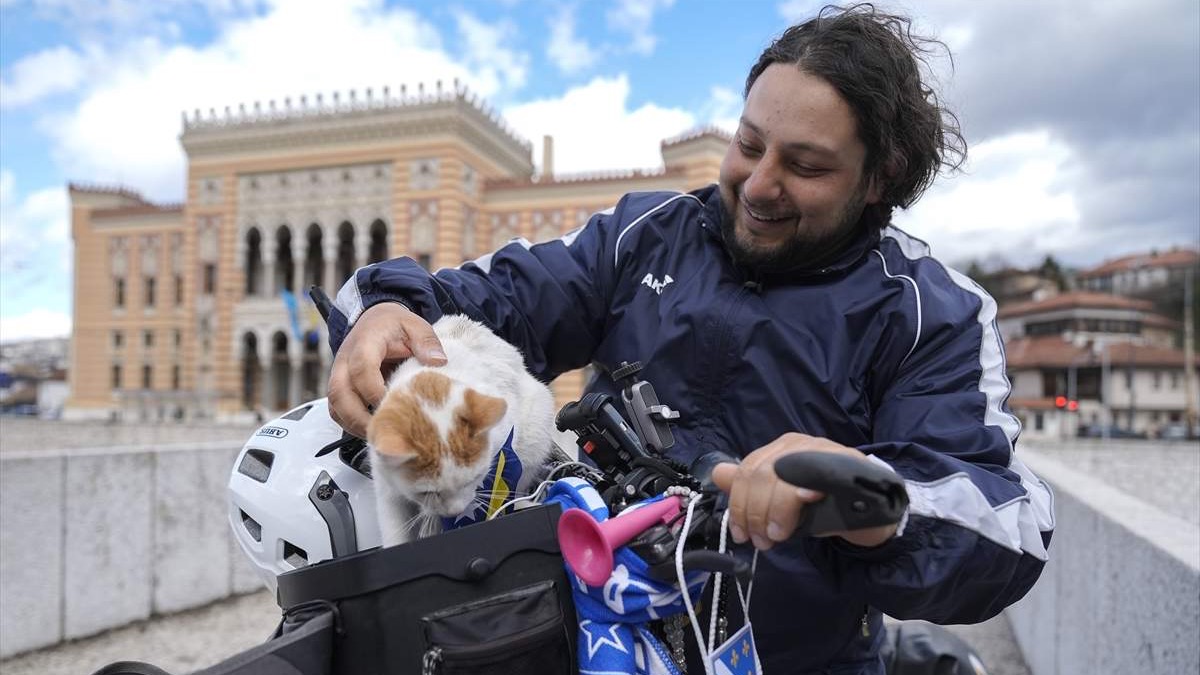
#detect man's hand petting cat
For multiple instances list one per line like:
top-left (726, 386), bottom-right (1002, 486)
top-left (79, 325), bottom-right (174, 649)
top-left (328, 302), bottom-right (448, 438)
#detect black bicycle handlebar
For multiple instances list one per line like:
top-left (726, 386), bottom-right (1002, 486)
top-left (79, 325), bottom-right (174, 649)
top-left (773, 452), bottom-right (909, 536)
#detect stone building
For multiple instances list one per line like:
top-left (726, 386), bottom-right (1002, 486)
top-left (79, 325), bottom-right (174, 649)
top-left (999, 292), bottom-right (1198, 437)
top-left (65, 84), bottom-right (728, 422)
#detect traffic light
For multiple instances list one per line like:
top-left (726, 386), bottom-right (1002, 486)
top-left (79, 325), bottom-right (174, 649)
top-left (1067, 400), bottom-right (1079, 412)
top-left (1055, 396), bottom-right (1067, 409)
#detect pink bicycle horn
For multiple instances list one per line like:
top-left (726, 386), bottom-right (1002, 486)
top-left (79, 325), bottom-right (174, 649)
top-left (558, 495), bottom-right (682, 586)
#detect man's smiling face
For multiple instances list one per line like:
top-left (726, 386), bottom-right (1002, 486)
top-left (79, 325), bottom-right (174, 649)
top-left (718, 63), bottom-right (881, 272)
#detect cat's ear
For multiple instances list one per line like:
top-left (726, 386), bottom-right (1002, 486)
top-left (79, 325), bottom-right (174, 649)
top-left (459, 389), bottom-right (507, 437)
top-left (366, 392), bottom-right (421, 461)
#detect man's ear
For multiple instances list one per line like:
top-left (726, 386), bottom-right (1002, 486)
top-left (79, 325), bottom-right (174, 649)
top-left (865, 170), bottom-right (886, 205)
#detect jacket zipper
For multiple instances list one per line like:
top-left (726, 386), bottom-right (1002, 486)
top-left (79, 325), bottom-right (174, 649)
top-left (861, 606), bottom-right (870, 637)
top-left (703, 283), bottom-right (755, 434)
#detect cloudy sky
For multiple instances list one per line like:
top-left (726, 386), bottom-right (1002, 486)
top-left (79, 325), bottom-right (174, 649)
top-left (1, 0), bottom-right (1197, 341)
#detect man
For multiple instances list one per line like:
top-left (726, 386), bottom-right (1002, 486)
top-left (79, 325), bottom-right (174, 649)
top-left (325, 5), bottom-right (1054, 672)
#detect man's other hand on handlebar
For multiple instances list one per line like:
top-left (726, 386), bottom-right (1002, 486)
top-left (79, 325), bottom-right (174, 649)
top-left (710, 433), bottom-right (898, 551)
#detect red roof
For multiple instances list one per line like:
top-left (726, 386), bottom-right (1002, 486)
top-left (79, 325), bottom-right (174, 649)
top-left (1142, 313), bottom-right (1181, 331)
top-left (1005, 336), bottom-right (1091, 368)
top-left (997, 291), bottom-right (1156, 318)
top-left (1005, 336), bottom-right (1193, 369)
top-left (1077, 248), bottom-right (1199, 279)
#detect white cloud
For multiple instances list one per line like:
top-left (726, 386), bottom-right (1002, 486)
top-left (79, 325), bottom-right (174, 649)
top-left (606, 0), bottom-right (675, 56)
top-left (547, 7), bottom-right (600, 75)
top-left (503, 75), bottom-right (695, 176)
top-left (777, 0), bottom-right (824, 24)
top-left (452, 9), bottom-right (530, 95)
top-left (0, 309), bottom-right (72, 343)
top-left (700, 85), bottom-right (741, 132)
top-left (0, 45), bottom-right (88, 109)
top-left (895, 129), bottom-right (1082, 266)
top-left (0, 171), bottom-right (72, 325)
top-left (39, 0), bottom-right (530, 202)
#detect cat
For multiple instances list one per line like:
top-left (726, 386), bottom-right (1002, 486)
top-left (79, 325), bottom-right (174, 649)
top-left (366, 314), bottom-right (557, 547)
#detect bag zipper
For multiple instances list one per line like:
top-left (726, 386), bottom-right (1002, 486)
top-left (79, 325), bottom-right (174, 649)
top-left (422, 646), bottom-right (442, 675)
top-left (421, 617), bottom-right (563, 672)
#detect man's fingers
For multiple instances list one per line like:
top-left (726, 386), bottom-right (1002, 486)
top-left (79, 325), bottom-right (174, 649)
top-left (765, 483), bottom-right (825, 542)
top-left (398, 312), bottom-right (447, 366)
top-left (742, 461), bottom-right (778, 550)
top-left (346, 343), bottom-right (389, 413)
top-left (710, 463), bottom-right (737, 492)
top-left (327, 385), bottom-right (371, 439)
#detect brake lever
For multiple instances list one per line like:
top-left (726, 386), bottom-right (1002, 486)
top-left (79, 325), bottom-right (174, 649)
top-left (773, 452), bottom-right (908, 536)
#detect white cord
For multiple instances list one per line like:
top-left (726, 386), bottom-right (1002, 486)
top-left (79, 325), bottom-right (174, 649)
top-left (675, 493), bottom-right (713, 675)
top-left (486, 461), bottom-right (601, 520)
top-left (706, 507), bottom-right (732, 653)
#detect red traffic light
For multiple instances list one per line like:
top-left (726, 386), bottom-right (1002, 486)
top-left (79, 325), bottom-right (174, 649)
top-left (1067, 400), bottom-right (1079, 412)
top-left (1055, 396), bottom-right (1067, 408)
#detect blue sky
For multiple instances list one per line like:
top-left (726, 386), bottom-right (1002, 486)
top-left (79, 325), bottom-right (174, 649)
top-left (1, 0), bottom-right (1198, 342)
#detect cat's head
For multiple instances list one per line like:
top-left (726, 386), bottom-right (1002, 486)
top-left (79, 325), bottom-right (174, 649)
top-left (366, 370), bottom-right (508, 517)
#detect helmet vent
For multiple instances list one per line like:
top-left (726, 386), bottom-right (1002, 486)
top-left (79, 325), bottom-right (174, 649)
top-left (237, 449), bottom-right (275, 483)
top-left (283, 541), bottom-right (308, 568)
top-left (240, 510), bottom-right (262, 542)
top-left (281, 404), bottom-right (313, 421)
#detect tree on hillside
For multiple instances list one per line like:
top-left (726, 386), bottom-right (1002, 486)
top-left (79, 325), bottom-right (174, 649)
top-left (1039, 254), bottom-right (1069, 291)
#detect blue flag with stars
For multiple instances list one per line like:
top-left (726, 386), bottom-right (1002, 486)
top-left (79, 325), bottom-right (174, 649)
top-left (545, 478), bottom-right (709, 675)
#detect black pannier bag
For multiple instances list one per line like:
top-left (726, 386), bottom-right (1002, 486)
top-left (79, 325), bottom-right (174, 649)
top-left (91, 504), bottom-right (576, 675)
top-left (275, 503), bottom-right (577, 675)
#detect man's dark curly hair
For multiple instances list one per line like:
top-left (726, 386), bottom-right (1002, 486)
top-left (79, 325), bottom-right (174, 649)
top-left (746, 3), bottom-right (966, 215)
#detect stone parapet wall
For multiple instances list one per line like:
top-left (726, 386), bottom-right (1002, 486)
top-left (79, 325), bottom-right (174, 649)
top-left (0, 444), bottom-right (263, 658)
top-left (1006, 448), bottom-right (1199, 675)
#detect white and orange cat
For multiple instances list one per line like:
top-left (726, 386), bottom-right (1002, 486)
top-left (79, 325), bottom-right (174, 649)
top-left (366, 315), bottom-right (556, 546)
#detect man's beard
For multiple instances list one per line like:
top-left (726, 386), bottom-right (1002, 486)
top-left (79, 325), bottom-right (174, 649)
top-left (719, 181), bottom-right (869, 274)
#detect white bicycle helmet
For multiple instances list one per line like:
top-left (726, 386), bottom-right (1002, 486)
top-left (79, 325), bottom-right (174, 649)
top-left (228, 398), bottom-right (380, 594)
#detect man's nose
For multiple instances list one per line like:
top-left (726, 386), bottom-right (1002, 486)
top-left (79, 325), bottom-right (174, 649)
top-left (742, 156), bottom-right (782, 204)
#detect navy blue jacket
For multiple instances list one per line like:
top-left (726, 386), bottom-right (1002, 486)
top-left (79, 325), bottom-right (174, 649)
top-left (328, 186), bottom-right (1055, 674)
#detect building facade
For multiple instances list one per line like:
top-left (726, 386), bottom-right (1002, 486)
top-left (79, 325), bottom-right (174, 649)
top-left (65, 85), bottom-right (728, 422)
top-left (999, 292), bottom-right (1198, 438)
top-left (1076, 248), bottom-right (1198, 296)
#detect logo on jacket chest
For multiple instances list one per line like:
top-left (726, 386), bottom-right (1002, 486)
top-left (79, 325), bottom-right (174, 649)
top-left (641, 272), bottom-right (674, 295)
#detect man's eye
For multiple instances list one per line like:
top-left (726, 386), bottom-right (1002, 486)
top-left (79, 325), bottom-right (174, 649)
top-left (738, 140), bottom-right (762, 156)
top-left (791, 164), bottom-right (828, 177)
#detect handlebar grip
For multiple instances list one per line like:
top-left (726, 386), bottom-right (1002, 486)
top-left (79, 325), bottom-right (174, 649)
top-left (774, 452), bottom-right (909, 536)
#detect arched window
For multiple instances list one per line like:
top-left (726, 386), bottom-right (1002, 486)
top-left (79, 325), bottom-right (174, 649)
top-left (245, 227), bottom-right (263, 296)
top-left (462, 209), bottom-right (476, 260)
top-left (271, 331), bottom-right (290, 410)
top-left (491, 214), bottom-right (517, 250)
top-left (301, 334), bottom-right (321, 401)
top-left (411, 214), bottom-right (436, 270)
top-left (275, 226), bottom-right (294, 294)
top-left (368, 219), bottom-right (389, 264)
top-left (241, 332), bottom-right (260, 410)
top-left (336, 221), bottom-right (356, 286)
top-left (304, 223), bottom-right (324, 291)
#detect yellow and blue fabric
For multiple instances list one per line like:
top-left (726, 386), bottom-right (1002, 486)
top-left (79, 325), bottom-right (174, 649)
top-left (442, 428), bottom-right (521, 530)
top-left (546, 478), bottom-right (709, 675)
